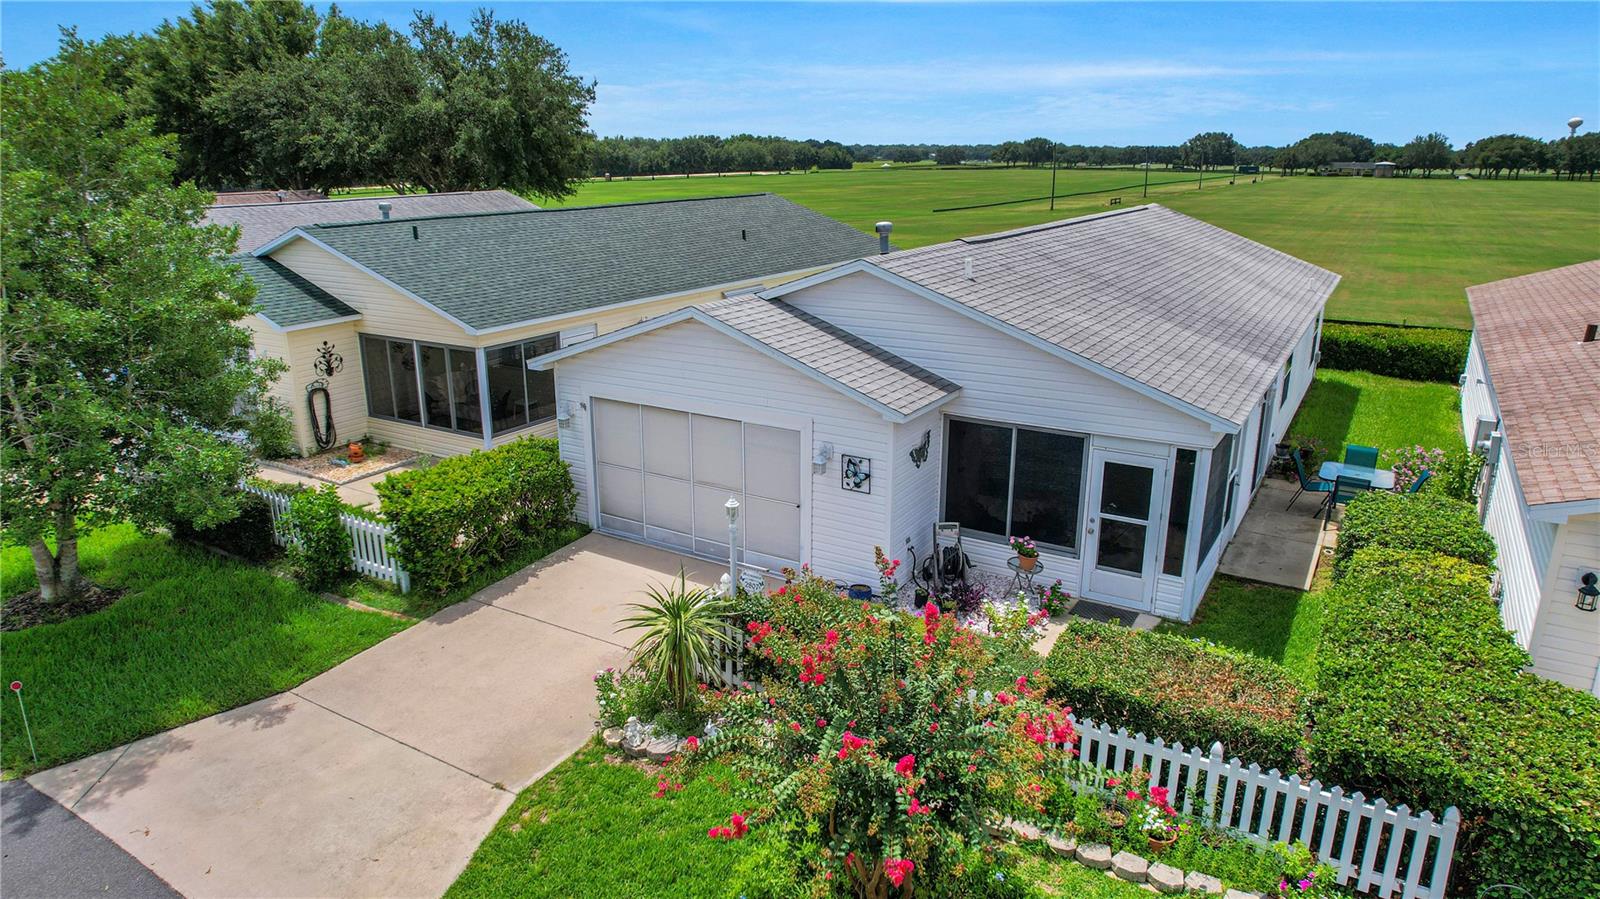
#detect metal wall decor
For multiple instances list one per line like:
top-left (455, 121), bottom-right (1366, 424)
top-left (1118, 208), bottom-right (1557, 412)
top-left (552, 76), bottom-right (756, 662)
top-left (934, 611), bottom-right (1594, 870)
top-left (842, 455), bottom-right (871, 493)
top-left (909, 429), bottom-right (931, 468)
top-left (313, 341), bottom-right (344, 378)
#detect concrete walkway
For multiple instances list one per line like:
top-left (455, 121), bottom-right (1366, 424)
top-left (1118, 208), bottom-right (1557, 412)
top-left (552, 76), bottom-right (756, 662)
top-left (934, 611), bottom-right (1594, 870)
top-left (1218, 477), bottom-right (1338, 590)
top-left (26, 534), bottom-right (723, 899)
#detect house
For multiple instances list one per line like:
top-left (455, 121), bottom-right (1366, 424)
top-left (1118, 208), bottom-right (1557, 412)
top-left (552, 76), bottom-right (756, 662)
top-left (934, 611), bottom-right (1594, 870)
top-left (206, 189), bottom-right (538, 254)
top-left (1373, 161), bottom-right (1397, 178)
top-left (212, 188), bottom-right (328, 205)
top-left (1461, 260), bottom-right (1600, 695)
top-left (529, 204), bottom-right (1337, 619)
top-left (1318, 162), bottom-right (1378, 176)
top-left (233, 193), bottom-right (883, 457)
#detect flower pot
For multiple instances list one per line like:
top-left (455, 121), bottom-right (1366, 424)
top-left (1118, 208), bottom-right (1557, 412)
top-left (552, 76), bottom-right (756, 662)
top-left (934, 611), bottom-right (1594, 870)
top-left (1147, 833), bottom-right (1176, 854)
top-left (913, 587), bottom-right (930, 609)
top-left (347, 442), bottom-right (366, 463)
top-left (847, 584), bottom-right (873, 601)
top-left (1101, 808), bottom-right (1128, 829)
top-left (1018, 555), bottom-right (1037, 572)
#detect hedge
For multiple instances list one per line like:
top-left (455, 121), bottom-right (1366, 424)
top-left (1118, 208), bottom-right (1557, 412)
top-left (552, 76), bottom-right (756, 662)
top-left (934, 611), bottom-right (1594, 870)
top-left (1044, 619), bottom-right (1305, 771)
top-left (170, 491), bottom-right (279, 563)
top-left (1332, 490), bottom-right (1496, 577)
top-left (1313, 547), bottom-right (1600, 898)
top-left (1319, 322), bottom-right (1471, 383)
top-left (376, 437), bottom-right (576, 595)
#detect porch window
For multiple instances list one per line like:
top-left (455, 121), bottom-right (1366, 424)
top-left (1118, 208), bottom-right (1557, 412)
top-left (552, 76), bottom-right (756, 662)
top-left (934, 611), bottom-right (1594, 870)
top-left (360, 335), bottom-right (481, 436)
top-left (1198, 433), bottom-right (1237, 561)
top-left (482, 334), bottom-right (559, 436)
top-left (1162, 449), bottom-right (1196, 576)
top-left (943, 418), bottom-right (1084, 551)
top-left (359, 335), bottom-right (421, 424)
top-left (1279, 353), bottom-right (1294, 406)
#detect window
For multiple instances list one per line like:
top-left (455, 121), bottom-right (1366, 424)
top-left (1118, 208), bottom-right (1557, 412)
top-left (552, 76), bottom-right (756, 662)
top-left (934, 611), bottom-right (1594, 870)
top-left (360, 336), bottom-right (421, 423)
top-left (483, 334), bottom-right (559, 436)
top-left (1198, 434), bottom-right (1236, 562)
top-left (943, 418), bottom-right (1085, 551)
top-left (447, 348), bottom-right (481, 435)
top-left (1279, 353), bottom-right (1294, 407)
top-left (361, 332), bottom-right (561, 439)
top-left (1163, 449), bottom-right (1196, 576)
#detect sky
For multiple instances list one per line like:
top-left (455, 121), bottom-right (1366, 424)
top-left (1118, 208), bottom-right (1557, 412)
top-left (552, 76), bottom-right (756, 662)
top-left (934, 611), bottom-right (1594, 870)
top-left (3, 2), bottom-right (1597, 147)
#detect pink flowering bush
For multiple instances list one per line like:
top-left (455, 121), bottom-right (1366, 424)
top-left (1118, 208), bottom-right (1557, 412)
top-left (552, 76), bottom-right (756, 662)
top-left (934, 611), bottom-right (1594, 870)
top-left (1039, 580), bottom-right (1072, 617)
top-left (667, 570), bottom-right (1078, 899)
top-left (1390, 445), bottom-right (1446, 492)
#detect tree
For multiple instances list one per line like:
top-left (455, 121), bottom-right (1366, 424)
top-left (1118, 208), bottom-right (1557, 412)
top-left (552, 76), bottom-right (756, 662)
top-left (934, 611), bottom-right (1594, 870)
top-left (934, 145), bottom-right (966, 166)
top-left (1183, 131), bottom-right (1243, 169)
top-left (891, 146), bottom-right (923, 164)
top-left (1021, 136), bottom-right (1054, 166)
top-left (1, 37), bottom-right (280, 600)
top-left (1401, 133), bottom-right (1453, 178)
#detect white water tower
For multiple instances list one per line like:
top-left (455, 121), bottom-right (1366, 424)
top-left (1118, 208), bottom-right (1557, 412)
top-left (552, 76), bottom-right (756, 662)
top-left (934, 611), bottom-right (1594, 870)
top-left (1569, 116), bottom-right (1584, 138)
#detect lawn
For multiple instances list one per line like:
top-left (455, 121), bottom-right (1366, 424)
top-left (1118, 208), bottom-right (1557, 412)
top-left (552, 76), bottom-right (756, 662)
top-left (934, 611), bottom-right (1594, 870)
top-left (449, 740), bottom-right (1153, 899)
top-left (0, 525), bottom-right (410, 776)
top-left (541, 168), bottom-right (1600, 329)
top-left (1284, 368), bottom-right (1463, 466)
top-left (1155, 576), bottom-right (1324, 686)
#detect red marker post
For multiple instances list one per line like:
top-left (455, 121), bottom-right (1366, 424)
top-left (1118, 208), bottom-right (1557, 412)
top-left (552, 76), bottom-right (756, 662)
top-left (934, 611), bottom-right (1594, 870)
top-left (10, 681), bottom-right (38, 765)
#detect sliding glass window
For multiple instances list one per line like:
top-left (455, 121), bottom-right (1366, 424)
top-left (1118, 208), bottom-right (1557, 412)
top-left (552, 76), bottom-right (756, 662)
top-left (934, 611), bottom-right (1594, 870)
top-left (1198, 434), bottom-right (1236, 562)
top-left (480, 334), bottom-right (559, 436)
top-left (360, 335), bottom-right (421, 424)
top-left (361, 335), bottom-right (479, 436)
top-left (942, 418), bottom-right (1085, 551)
top-left (1163, 449), bottom-right (1196, 576)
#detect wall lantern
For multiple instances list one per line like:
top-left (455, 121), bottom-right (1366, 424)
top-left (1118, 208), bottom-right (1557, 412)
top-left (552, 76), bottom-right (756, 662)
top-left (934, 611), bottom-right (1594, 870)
top-left (812, 442), bottom-right (834, 472)
top-left (1578, 571), bottom-right (1599, 613)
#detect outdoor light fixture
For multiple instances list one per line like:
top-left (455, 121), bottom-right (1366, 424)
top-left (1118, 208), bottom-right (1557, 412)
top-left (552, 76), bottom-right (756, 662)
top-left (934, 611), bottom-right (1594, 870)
top-left (1577, 572), bottom-right (1599, 613)
top-left (812, 442), bottom-right (833, 471)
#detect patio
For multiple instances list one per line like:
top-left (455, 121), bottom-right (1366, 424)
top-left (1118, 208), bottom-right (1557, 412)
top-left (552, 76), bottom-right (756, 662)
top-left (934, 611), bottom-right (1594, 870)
top-left (1218, 477), bottom-right (1339, 590)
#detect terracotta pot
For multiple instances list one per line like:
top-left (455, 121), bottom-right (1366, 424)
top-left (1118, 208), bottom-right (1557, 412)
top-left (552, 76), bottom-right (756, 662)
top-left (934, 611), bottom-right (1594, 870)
top-left (1018, 555), bottom-right (1037, 571)
top-left (1147, 833), bottom-right (1177, 854)
top-left (347, 442), bottom-right (365, 463)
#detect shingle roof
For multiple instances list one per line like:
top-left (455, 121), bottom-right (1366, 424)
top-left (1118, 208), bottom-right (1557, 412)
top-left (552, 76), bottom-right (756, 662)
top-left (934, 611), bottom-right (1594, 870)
top-left (1467, 260), bottom-right (1600, 507)
top-left (207, 190), bottom-right (536, 253)
top-left (868, 204), bottom-right (1340, 425)
top-left (234, 255), bottom-right (358, 328)
top-left (287, 193), bottom-right (882, 332)
top-left (700, 294), bottom-right (960, 418)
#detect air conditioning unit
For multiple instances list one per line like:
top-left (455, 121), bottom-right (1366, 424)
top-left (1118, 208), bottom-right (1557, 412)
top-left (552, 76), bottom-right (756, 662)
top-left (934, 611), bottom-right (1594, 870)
top-left (1472, 418), bottom-right (1499, 454)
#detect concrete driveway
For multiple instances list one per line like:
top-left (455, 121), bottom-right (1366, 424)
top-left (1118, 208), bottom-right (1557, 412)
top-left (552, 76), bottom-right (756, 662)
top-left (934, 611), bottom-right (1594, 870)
top-left (24, 534), bottom-right (723, 899)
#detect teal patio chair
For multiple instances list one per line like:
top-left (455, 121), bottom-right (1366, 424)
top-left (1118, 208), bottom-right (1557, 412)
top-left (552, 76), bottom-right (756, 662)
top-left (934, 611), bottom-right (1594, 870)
top-left (1286, 453), bottom-right (1334, 512)
top-left (1343, 444), bottom-right (1379, 470)
top-left (1407, 470), bottom-right (1433, 494)
top-left (1324, 474), bottom-right (1372, 526)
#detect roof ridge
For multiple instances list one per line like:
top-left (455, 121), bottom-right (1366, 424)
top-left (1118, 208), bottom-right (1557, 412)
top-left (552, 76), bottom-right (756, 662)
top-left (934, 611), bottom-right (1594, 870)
top-left (956, 204), bottom-right (1156, 245)
top-left (207, 190), bottom-right (511, 211)
top-left (308, 192), bottom-right (780, 230)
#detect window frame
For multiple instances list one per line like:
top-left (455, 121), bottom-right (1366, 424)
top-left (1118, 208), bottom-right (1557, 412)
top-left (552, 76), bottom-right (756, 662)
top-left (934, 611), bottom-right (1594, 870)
top-left (1279, 352), bottom-right (1294, 407)
top-left (357, 332), bottom-right (483, 437)
top-left (482, 332), bottom-right (561, 438)
top-left (939, 414), bottom-right (1088, 555)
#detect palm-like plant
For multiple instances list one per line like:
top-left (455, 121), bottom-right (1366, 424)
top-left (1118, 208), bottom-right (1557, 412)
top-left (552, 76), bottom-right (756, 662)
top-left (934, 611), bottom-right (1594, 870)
top-left (619, 569), bottom-right (733, 707)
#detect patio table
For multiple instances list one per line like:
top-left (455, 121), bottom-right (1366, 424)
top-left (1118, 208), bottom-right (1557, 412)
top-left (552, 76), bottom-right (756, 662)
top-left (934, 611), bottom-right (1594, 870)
top-left (1318, 460), bottom-right (1396, 491)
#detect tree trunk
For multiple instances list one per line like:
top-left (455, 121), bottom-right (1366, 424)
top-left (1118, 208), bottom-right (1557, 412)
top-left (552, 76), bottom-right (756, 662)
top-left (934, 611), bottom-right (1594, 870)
top-left (28, 511), bottom-right (84, 602)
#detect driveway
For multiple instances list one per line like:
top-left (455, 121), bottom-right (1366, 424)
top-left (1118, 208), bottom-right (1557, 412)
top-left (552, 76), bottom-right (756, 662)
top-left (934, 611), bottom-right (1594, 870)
top-left (23, 534), bottom-right (724, 899)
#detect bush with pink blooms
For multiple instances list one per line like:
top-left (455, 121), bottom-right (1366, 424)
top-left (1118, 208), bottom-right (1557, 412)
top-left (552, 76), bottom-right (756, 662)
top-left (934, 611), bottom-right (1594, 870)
top-left (666, 569), bottom-right (1078, 899)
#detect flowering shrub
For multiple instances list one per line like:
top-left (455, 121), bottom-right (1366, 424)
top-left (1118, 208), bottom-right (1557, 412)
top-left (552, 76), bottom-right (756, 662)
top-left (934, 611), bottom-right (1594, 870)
top-left (1008, 536), bottom-right (1038, 559)
top-left (1039, 581), bottom-right (1071, 617)
top-left (1286, 434), bottom-right (1328, 474)
top-left (593, 666), bottom-right (707, 737)
top-left (873, 546), bottom-right (901, 605)
top-left (663, 570), bottom-right (1077, 899)
top-left (1390, 445), bottom-right (1446, 492)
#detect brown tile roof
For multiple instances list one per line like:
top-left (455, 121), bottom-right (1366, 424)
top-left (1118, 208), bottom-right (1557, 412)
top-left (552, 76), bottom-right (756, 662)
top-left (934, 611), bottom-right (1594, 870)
top-left (700, 294), bottom-right (960, 418)
top-left (212, 189), bottom-right (328, 205)
top-left (204, 190), bottom-right (537, 252)
top-left (869, 204), bottom-right (1339, 425)
top-left (1467, 260), bottom-right (1600, 507)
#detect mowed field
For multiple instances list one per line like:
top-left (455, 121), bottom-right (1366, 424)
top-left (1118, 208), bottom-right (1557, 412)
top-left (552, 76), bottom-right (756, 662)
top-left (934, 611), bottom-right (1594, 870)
top-left (542, 167), bottom-right (1600, 328)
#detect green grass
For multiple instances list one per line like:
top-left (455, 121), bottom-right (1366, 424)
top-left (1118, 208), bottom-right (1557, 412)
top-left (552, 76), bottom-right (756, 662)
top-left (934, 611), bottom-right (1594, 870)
top-left (1285, 368), bottom-right (1463, 466)
top-left (343, 523), bottom-right (589, 619)
top-left (1156, 576), bottom-right (1324, 686)
top-left (0, 525), bottom-right (410, 776)
top-left (450, 740), bottom-right (1152, 899)
top-left (545, 168), bottom-right (1600, 329)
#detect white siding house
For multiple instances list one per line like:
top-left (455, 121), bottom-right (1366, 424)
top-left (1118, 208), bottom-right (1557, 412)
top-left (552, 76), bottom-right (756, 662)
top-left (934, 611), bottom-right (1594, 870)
top-left (1461, 261), bottom-right (1600, 695)
top-left (534, 205), bottom-right (1337, 619)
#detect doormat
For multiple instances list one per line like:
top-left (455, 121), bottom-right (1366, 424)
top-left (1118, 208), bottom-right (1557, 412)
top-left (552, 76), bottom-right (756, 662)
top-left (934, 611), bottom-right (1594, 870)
top-left (1069, 600), bottom-right (1137, 627)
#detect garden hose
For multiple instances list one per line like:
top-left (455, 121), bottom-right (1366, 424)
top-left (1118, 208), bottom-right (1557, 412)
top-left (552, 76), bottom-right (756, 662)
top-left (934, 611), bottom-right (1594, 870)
top-left (306, 380), bottom-right (336, 451)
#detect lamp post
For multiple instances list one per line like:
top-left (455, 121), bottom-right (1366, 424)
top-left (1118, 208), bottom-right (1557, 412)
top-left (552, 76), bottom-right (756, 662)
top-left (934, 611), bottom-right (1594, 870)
top-left (724, 496), bottom-right (740, 598)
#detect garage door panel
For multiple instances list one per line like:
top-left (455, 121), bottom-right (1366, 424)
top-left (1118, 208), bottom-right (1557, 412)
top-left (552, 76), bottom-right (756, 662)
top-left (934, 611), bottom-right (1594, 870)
top-left (643, 474), bottom-right (693, 535)
top-left (744, 496), bottom-right (801, 566)
top-left (693, 484), bottom-right (739, 542)
top-left (593, 399), bottom-right (641, 468)
top-left (692, 415), bottom-right (743, 491)
top-left (744, 424), bottom-right (801, 504)
top-left (642, 407), bottom-right (691, 478)
top-left (597, 462), bottom-right (643, 522)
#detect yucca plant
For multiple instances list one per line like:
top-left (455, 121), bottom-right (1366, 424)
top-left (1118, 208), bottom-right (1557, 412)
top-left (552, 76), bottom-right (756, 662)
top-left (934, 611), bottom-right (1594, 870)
top-left (619, 569), bottom-right (733, 707)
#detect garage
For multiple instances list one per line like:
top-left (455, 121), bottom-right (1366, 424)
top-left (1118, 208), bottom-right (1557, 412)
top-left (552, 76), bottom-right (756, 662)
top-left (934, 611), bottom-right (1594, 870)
top-left (591, 398), bottom-right (803, 571)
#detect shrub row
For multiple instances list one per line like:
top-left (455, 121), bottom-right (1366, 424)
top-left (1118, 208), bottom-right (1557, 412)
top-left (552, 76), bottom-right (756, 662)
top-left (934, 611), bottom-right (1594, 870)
top-left (376, 437), bottom-right (576, 594)
top-left (1332, 490), bottom-right (1496, 576)
top-left (1043, 619), bottom-right (1306, 772)
top-left (1319, 322), bottom-right (1470, 383)
top-left (1313, 547), bottom-right (1600, 899)
top-left (170, 491), bottom-right (279, 563)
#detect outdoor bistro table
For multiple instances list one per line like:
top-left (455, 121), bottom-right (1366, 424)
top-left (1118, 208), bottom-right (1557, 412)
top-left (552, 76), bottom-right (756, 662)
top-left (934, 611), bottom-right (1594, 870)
top-left (1006, 556), bottom-right (1044, 600)
top-left (1318, 460), bottom-right (1397, 491)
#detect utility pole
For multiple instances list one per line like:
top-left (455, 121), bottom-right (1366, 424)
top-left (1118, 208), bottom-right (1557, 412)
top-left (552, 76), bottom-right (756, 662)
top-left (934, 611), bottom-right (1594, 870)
top-left (1049, 144), bottom-right (1059, 210)
top-left (1142, 147), bottom-right (1150, 198)
top-left (1198, 148), bottom-right (1205, 189)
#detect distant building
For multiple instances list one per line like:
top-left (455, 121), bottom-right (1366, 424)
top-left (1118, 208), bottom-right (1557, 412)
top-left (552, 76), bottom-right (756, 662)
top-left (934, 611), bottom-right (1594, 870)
top-left (212, 189), bottom-right (328, 205)
top-left (1317, 162), bottom-right (1378, 176)
top-left (1374, 161), bottom-right (1398, 178)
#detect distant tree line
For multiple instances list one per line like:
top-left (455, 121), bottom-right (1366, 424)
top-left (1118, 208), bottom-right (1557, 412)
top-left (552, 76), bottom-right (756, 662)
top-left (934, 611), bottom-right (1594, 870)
top-left (588, 135), bottom-right (855, 177)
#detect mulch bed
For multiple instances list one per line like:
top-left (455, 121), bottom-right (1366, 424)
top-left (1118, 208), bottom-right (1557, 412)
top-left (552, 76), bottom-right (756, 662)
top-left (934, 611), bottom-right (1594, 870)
top-left (263, 446), bottom-right (417, 485)
top-left (2, 583), bottom-right (127, 631)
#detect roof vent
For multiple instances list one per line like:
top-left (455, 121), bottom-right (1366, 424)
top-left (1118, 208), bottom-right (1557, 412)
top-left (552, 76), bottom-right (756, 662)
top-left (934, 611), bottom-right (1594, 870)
top-left (275, 190), bottom-right (286, 203)
top-left (412, 225), bottom-right (420, 241)
top-left (874, 221), bottom-right (893, 255)
top-left (963, 257), bottom-right (974, 280)
top-left (1585, 323), bottom-right (1598, 343)
top-left (378, 201), bottom-right (392, 220)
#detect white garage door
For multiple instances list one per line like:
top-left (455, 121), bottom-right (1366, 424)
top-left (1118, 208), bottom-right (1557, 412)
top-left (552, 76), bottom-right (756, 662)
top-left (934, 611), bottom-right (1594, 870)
top-left (592, 399), bottom-right (802, 571)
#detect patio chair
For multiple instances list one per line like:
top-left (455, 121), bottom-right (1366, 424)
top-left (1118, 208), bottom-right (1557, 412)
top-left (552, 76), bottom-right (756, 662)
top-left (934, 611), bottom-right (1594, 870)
top-left (1286, 453), bottom-right (1334, 511)
top-left (1343, 444), bottom-right (1379, 470)
top-left (1323, 474), bottom-right (1372, 527)
top-left (1407, 470), bottom-right (1433, 494)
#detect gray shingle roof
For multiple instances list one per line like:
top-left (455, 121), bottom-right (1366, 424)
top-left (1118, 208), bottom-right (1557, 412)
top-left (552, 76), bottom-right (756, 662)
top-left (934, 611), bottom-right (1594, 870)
top-left (207, 190), bottom-right (536, 253)
top-left (700, 295), bottom-right (960, 417)
top-left (869, 204), bottom-right (1340, 425)
top-left (234, 255), bottom-right (358, 328)
top-left (288, 193), bottom-right (882, 332)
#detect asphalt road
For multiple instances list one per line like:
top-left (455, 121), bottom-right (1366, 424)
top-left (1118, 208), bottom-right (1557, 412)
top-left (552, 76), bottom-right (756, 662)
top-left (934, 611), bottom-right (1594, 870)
top-left (1, 779), bottom-right (178, 899)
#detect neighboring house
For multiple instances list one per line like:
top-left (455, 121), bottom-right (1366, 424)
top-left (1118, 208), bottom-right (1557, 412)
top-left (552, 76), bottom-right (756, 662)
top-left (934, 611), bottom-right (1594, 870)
top-left (212, 188), bottom-right (328, 205)
top-left (1461, 260), bottom-right (1600, 696)
top-left (234, 193), bottom-right (883, 457)
top-left (205, 190), bottom-right (537, 254)
top-left (531, 204), bottom-right (1336, 619)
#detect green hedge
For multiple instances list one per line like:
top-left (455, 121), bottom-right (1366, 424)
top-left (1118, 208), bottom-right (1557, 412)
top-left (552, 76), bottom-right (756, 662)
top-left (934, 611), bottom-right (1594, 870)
top-left (1313, 548), bottom-right (1600, 899)
top-left (376, 437), bottom-right (576, 595)
top-left (171, 491), bottom-right (279, 563)
top-left (1333, 490), bottom-right (1496, 577)
top-left (1319, 322), bottom-right (1470, 383)
top-left (1044, 619), bottom-right (1305, 771)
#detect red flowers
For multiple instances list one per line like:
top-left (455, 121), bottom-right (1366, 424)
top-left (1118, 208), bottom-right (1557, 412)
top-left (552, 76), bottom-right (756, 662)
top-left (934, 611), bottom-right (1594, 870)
top-left (907, 796), bottom-right (932, 816)
top-left (653, 778), bottom-right (683, 798)
top-left (684, 736), bottom-right (699, 751)
top-left (816, 718), bottom-right (828, 728)
top-left (922, 603), bottom-right (942, 644)
top-left (707, 813), bottom-right (750, 840)
top-left (798, 654), bottom-right (825, 685)
top-left (994, 691), bottom-right (1015, 706)
top-left (790, 721), bottom-right (803, 733)
top-left (837, 730), bottom-right (868, 760)
top-left (894, 754), bottom-right (916, 777)
top-left (746, 620), bottom-right (774, 644)
top-left (1016, 674), bottom-right (1029, 691)
top-left (883, 857), bottom-right (915, 887)
top-left (928, 722), bottom-right (939, 733)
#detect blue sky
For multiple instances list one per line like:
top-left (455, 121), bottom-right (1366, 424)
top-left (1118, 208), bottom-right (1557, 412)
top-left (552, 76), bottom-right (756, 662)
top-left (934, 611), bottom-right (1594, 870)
top-left (3, 2), bottom-right (1596, 146)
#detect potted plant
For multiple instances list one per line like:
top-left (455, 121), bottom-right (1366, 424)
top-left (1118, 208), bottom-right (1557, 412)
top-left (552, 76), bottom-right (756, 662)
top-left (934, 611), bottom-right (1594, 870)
top-left (1010, 535), bottom-right (1039, 571)
top-left (1142, 805), bottom-right (1179, 853)
top-left (1040, 580), bottom-right (1071, 617)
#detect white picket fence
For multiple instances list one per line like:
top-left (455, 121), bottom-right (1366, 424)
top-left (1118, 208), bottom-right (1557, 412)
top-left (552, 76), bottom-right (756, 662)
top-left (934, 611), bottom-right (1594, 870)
top-left (240, 482), bottom-right (410, 593)
top-left (1066, 715), bottom-right (1459, 899)
top-left (700, 621), bottom-right (749, 688)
